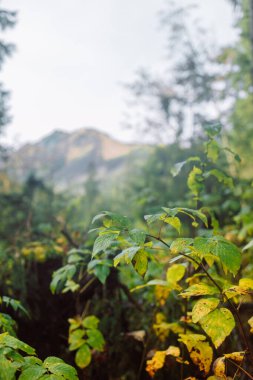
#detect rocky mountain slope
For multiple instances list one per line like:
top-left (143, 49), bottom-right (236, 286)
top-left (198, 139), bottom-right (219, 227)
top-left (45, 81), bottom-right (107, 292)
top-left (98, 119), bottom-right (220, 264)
top-left (4, 128), bottom-right (142, 191)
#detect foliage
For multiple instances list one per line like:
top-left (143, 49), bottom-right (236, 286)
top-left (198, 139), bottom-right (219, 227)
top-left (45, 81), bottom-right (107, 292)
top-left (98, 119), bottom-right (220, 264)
top-left (68, 315), bottom-right (105, 369)
top-left (89, 126), bottom-right (253, 378)
top-left (0, 333), bottom-right (78, 380)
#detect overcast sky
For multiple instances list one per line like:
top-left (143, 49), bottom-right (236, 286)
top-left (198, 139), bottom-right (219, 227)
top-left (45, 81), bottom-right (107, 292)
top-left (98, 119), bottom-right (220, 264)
top-left (1, 0), bottom-right (236, 146)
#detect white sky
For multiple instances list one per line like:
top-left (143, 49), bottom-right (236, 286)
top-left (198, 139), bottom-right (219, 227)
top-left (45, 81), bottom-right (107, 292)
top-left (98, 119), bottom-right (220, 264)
top-left (1, 0), bottom-right (236, 146)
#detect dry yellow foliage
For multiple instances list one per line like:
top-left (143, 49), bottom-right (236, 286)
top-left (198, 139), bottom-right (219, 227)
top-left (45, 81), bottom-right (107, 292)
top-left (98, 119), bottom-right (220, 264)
top-left (213, 357), bottom-right (226, 378)
top-left (126, 330), bottom-right (146, 342)
top-left (146, 350), bottom-right (167, 377)
top-left (146, 346), bottom-right (180, 377)
top-left (166, 346), bottom-right (180, 357)
top-left (153, 313), bottom-right (184, 342)
top-left (192, 297), bottom-right (219, 323)
top-left (179, 334), bottom-right (213, 375)
top-left (224, 351), bottom-right (245, 363)
top-left (248, 316), bottom-right (253, 333)
top-left (155, 285), bottom-right (170, 306)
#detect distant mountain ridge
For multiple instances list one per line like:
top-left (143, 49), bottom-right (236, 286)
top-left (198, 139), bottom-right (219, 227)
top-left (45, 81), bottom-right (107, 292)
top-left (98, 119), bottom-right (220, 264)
top-left (4, 128), bottom-right (141, 191)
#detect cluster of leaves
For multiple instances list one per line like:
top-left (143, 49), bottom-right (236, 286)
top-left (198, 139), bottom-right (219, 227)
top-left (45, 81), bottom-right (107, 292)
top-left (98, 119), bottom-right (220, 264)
top-left (89, 126), bottom-right (253, 378)
top-left (68, 315), bottom-right (105, 369)
top-left (0, 333), bottom-right (78, 380)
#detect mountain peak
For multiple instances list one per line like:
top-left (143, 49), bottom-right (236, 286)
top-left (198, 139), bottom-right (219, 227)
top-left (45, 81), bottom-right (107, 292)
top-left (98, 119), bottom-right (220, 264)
top-left (5, 127), bottom-right (140, 191)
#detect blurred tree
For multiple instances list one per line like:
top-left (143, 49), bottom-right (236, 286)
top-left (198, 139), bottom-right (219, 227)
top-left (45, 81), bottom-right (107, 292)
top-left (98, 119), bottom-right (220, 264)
top-left (0, 5), bottom-right (16, 133)
top-left (220, 0), bottom-right (253, 174)
top-left (124, 2), bottom-right (225, 144)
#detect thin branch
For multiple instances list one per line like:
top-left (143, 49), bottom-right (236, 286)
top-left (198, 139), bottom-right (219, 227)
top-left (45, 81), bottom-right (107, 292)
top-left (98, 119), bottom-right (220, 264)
top-left (119, 282), bottom-right (143, 311)
top-left (228, 358), bottom-right (253, 380)
top-left (79, 277), bottom-right (96, 294)
top-left (60, 227), bottom-right (79, 248)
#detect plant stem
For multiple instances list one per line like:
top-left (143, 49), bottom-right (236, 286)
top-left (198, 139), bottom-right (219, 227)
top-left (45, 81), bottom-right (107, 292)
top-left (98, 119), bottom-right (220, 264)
top-left (228, 358), bottom-right (253, 380)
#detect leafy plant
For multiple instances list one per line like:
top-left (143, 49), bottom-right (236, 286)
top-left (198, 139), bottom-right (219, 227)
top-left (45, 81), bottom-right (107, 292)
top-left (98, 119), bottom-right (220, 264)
top-left (90, 126), bottom-right (253, 378)
top-left (0, 332), bottom-right (78, 380)
top-left (68, 315), bottom-right (105, 369)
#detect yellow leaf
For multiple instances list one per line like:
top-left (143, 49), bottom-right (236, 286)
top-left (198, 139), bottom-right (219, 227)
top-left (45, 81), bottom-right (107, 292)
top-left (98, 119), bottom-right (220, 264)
top-left (223, 285), bottom-right (249, 299)
top-left (146, 350), bottom-right (167, 377)
top-left (224, 351), bottom-right (245, 363)
top-left (166, 264), bottom-right (186, 287)
top-left (155, 285), bottom-right (170, 306)
top-left (166, 346), bottom-right (180, 357)
top-left (239, 278), bottom-right (253, 290)
top-left (248, 316), bottom-right (253, 333)
top-left (162, 216), bottom-right (181, 234)
top-left (146, 346), bottom-right (181, 377)
top-left (155, 312), bottom-right (166, 324)
top-left (179, 334), bottom-right (213, 375)
top-left (200, 308), bottom-right (235, 348)
top-left (213, 357), bottom-right (226, 377)
top-left (180, 283), bottom-right (218, 298)
top-left (153, 314), bottom-right (184, 342)
top-left (192, 298), bottom-right (220, 323)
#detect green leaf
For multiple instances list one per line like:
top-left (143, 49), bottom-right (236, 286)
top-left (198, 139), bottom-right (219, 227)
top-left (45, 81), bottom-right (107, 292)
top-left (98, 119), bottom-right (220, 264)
top-left (75, 344), bottom-right (91, 369)
top-left (68, 329), bottom-right (86, 351)
top-left (46, 363), bottom-right (78, 379)
top-left (166, 264), bottom-right (185, 286)
top-left (19, 365), bottom-right (46, 380)
top-left (0, 355), bottom-right (17, 380)
top-left (187, 166), bottom-right (203, 197)
top-left (114, 247), bottom-right (140, 267)
top-left (171, 160), bottom-right (187, 177)
top-left (0, 333), bottom-right (35, 355)
top-left (200, 308), bottom-right (235, 348)
top-left (5, 349), bottom-right (24, 365)
top-left (170, 238), bottom-right (193, 254)
top-left (223, 147), bottom-right (241, 163)
top-left (193, 237), bottom-right (241, 276)
top-left (129, 229), bottom-right (146, 245)
top-left (212, 237), bottom-right (241, 276)
top-left (43, 357), bottom-right (64, 367)
top-left (2, 297), bottom-right (29, 318)
top-left (192, 298), bottom-right (220, 323)
top-left (87, 329), bottom-right (105, 351)
top-left (82, 316), bottom-right (99, 330)
top-left (133, 251), bottom-right (148, 277)
top-left (144, 213), bottom-right (164, 225)
top-left (206, 139), bottom-right (219, 163)
top-left (180, 284), bottom-right (218, 298)
top-left (39, 375), bottom-right (64, 380)
top-left (23, 356), bottom-right (43, 367)
top-left (92, 212), bottom-right (130, 229)
top-left (50, 265), bottom-right (77, 294)
top-left (171, 157), bottom-right (201, 177)
top-left (92, 213), bottom-right (107, 224)
top-left (179, 208), bottom-right (208, 227)
top-left (0, 313), bottom-right (17, 337)
top-left (43, 356), bottom-right (78, 380)
top-left (62, 280), bottom-right (80, 294)
top-left (93, 232), bottom-right (119, 256)
top-left (93, 265), bottom-right (110, 284)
